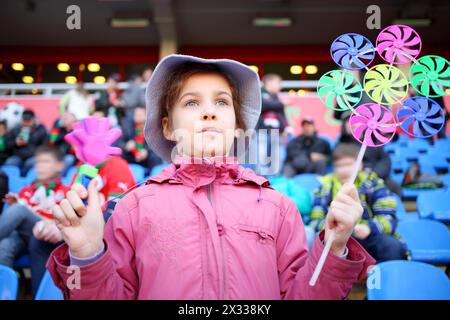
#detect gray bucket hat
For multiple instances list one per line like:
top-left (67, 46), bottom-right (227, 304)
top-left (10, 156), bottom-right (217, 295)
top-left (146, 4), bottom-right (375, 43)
top-left (144, 54), bottom-right (261, 162)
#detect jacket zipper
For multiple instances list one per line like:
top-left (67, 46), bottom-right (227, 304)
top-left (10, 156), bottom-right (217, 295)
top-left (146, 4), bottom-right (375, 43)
top-left (207, 182), bottom-right (227, 300)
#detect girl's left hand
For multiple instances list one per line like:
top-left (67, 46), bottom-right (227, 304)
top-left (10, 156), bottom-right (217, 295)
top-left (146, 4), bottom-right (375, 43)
top-left (324, 183), bottom-right (363, 256)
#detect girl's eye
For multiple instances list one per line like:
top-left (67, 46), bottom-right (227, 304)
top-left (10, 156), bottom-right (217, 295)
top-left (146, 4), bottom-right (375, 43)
top-left (185, 100), bottom-right (199, 107)
top-left (216, 100), bottom-right (229, 106)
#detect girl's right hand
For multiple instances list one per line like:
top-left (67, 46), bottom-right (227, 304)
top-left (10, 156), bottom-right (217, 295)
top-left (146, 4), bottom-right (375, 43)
top-left (52, 180), bottom-right (105, 258)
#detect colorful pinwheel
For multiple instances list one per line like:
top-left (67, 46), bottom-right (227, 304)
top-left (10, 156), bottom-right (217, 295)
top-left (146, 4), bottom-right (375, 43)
top-left (376, 24), bottom-right (421, 64)
top-left (410, 55), bottom-right (450, 98)
top-left (330, 33), bottom-right (376, 70)
top-left (396, 96), bottom-right (445, 138)
top-left (317, 70), bottom-right (362, 110)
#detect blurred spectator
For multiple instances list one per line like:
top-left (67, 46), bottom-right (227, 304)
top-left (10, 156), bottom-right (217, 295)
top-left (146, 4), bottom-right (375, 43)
top-left (0, 145), bottom-right (69, 295)
top-left (119, 74), bottom-right (145, 122)
top-left (255, 73), bottom-right (288, 175)
top-left (309, 143), bottom-right (406, 262)
top-left (92, 106), bottom-right (121, 131)
top-left (0, 120), bottom-right (12, 166)
top-left (59, 82), bottom-right (93, 120)
top-left (92, 107), bottom-right (106, 119)
top-left (142, 67), bottom-right (153, 83)
top-left (121, 106), bottom-right (162, 173)
top-left (257, 73), bottom-right (288, 134)
top-left (337, 111), bottom-right (401, 195)
top-left (95, 73), bottom-right (122, 126)
top-left (4, 110), bottom-right (48, 175)
top-left (69, 156), bottom-right (136, 220)
top-left (283, 117), bottom-right (331, 176)
top-left (48, 112), bottom-right (77, 175)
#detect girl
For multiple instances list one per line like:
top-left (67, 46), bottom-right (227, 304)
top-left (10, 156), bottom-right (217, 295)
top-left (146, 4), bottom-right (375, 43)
top-left (48, 55), bottom-right (374, 300)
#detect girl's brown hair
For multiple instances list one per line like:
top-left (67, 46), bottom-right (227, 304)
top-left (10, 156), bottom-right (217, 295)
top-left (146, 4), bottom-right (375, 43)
top-left (159, 62), bottom-right (244, 129)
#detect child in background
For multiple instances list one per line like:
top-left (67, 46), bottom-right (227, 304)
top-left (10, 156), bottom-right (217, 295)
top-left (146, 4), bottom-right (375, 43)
top-left (121, 106), bottom-right (162, 174)
top-left (69, 155), bottom-right (136, 220)
top-left (48, 55), bottom-right (374, 300)
top-left (309, 143), bottom-right (406, 262)
top-left (0, 145), bottom-right (70, 294)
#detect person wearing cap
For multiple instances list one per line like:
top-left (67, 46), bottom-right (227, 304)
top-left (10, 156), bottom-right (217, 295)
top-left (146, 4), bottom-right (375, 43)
top-left (283, 117), bottom-right (332, 177)
top-left (5, 109), bottom-right (48, 176)
top-left (47, 55), bottom-right (374, 300)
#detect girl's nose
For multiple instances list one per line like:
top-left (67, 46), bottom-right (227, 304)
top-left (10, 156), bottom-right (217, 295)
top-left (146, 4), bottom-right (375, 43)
top-left (201, 106), bottom-right (217, 121)
top-left (202, 113), bottom-right (216, 121)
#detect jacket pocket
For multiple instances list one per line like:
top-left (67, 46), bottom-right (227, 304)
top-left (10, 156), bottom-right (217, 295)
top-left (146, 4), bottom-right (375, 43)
top-left (234, 224), bottom-right (275, 245)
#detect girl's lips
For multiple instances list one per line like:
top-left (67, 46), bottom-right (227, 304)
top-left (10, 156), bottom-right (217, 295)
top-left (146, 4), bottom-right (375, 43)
top-left (201, 127), bottom-right (221, 133)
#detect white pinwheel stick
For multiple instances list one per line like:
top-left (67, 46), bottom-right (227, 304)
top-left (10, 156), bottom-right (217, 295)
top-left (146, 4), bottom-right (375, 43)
top-left (309, 142), bottom-right (367, 286)
top-left (309, 104), bottom-right (396, 286)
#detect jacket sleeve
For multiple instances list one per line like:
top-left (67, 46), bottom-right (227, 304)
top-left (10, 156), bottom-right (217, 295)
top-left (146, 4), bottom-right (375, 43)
top-left (277, 197), bottom-right (375, 300)
top-left (362, 178), bottom-right (398, 236)
top-left (308, 186), bottom-right (329, 232)
top-left (5, 127), bottom-right (18, 150)
top-left (46, 197), bottom-right (139, 299)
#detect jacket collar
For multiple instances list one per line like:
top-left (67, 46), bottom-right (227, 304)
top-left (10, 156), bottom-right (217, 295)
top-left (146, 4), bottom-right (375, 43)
top-left (149, 155), bottom-right (269, 188)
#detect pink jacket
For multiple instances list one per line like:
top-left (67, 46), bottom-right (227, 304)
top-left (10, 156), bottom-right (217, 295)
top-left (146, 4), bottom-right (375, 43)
top-left (47, 156), bottom-right (375, 300)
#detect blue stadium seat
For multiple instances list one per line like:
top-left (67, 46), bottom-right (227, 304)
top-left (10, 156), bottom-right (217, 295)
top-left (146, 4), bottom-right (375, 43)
top-left (433, 139), bottom-right (450, 151)
top-left (150, 163), bottom-right (169, 176)
top-left (393, 194), bottom-right (417, 221)
top-left (407, 139), bottom-right (431, 153)
top-left (24, 168), bottom-right (37, 185)
top-left (393, 147), bottom-right (421, 161)
top-left (384, 143), bottom-right (398, 154)
top-left (0, 165), bottom-right (20, 178)
top-left (62, 166), bottom-right (78, 186)
top-left (441, 173), bottom-right (450, 189)
top-left (293, 174), bottom-right (321, 197)
top-left (0, 265), bottom-right (18, 300)
top-left (428, 145), bottom-right (450, 160)
top-left (418, 154), bottom-right (449, 172)
top-left (35, 271), bottom-right (63, 300)
top-left (397, 219), bottom-right (450, 264)
top-left (396, 135), bottom-right (410, 146)
top-left (129, 163), bottom-right (146, 182)
top-left (367, 261), bottom-right (450, 300)
top-left (8, 177), bottom-right (26, 194)
top-left (402, 188), bottom-right (439, 200)
top-left (391, 173), bottom-right (404, 185)
top-left (390, 158), bottom-right (408, 174)
top-left (417, 190), bottom-right (450, 222)
top-left (401, 164), bottom-right (439, 200)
